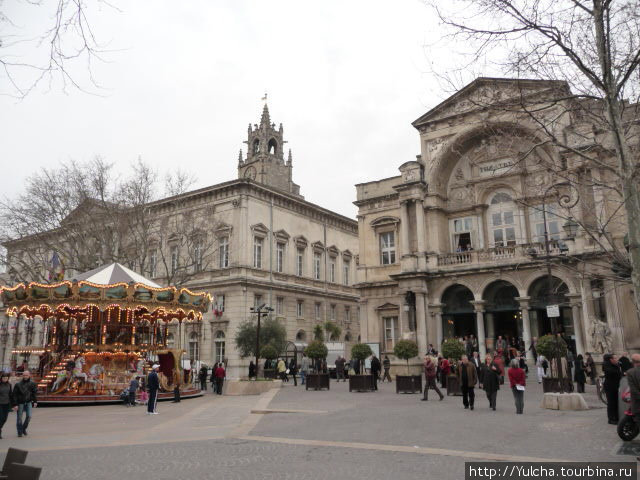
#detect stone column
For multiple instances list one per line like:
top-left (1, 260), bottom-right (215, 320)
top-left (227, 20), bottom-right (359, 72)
top-left (471, 301), bottom-right (487, 358)
top-left (516, 297), bottom-right (532, 356)
top-left (398, 292), bottom-right (407, 335)
top-left (399, 200), bottom-right (410, 256)
top-left (429, 303), bottom-right (444, 350)
top-left (414, 292), bottom-right (427, 355)
top-left (485, 313), bottom-right (495, 352)
top-left (415, 199), bottom-right (426, 254)
top-left (568, 293), bottom-right (585, 355)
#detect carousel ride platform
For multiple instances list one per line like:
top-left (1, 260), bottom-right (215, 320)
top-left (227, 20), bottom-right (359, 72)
top-left (37, 388), bottom-right (203, 406)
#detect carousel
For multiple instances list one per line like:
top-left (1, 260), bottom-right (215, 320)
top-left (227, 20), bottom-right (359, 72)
top-left (0, 263), bottom-right (211, 405)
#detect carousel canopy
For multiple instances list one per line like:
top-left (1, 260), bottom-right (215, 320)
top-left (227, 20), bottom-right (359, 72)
top-left (74, 263), bottom-right (161, 288)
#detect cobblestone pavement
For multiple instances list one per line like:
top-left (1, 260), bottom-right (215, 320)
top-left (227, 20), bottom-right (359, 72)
top-left (0, 378), bottom-right (636, 480)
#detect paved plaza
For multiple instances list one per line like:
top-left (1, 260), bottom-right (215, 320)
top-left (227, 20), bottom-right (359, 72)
top-left (0, 379), bottom-right (636, 479)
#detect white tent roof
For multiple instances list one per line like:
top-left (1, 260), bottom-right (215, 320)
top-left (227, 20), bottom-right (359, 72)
top-left (74, 263), bottom-right (162, 288)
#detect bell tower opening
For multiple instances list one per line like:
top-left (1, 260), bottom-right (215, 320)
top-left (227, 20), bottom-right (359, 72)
top-left (268, 138), bottom-right (277, 155)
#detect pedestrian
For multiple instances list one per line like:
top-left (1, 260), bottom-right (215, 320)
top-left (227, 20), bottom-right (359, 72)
top-left (439, 357), bottom-right (450, 388)
top-left (536, 355), bottom-right (548, 384)
top-left (567, 349), bottom-right (575, 382)
top-left (471, 351), bottom-right (481, 376)
top-left (13, 370), bottom-right (37, 436)
top-left (470, 334), bottom-right (478, 353)
top-left (494, 352), bottom-right (505, 385)
top-left (199, 364), bottom-right (208, 391)
top-left (427, 344), bottom-right (437, 356)
top-left (465, 336), bottom-right (473, 358)
top-left (481, 354), bottom-right (499, 411)
top-left (172, 371), bottom-right (181, 403)
top-left (603, 353), bottom-right (622, 424)
top-left (574, 354), bottom-right (586, 393)
top-left (624, 354), bottom-right (640, 421)
top-left (518, 353), bottom-right (528, 374)
top-left (529, 337), bottom-right (538, 363)
top-left (210, 365), bottom-right (217, 391)
top-left (0, 372), bottom-right (13, 438)
top-left (508, 359), bottom-right (526, 414)
top-left (277, 358), bottom-right (287, 382)
top-left (146, 364), bottom-right (160, 415)
top-left (457, 355), bottom-right (477, 410)
top-left (585, 352), bottom-right (597, 385)
top-left (335, 355), bottom-right (346, 382)
top-left (289, 358), bottom-right (298, 386)
top-left (421, 355), bottom-right (444, 401)
top-left (249, 361), bottom-right (256, 380)
top-left (214, 362), bottom-right (226, 395)
top-left (300, 355), bottom-right (309, 385)
top-left (370, 354), bottom-right (381, 391)
top-left (495, 335), bottom-right (507, 353)
top-left (619, 352), bottom-right (633, 374)
top-left (382, 355), bottom-right (392, 382)
top-left (128, 376), bottom-right (139, 407)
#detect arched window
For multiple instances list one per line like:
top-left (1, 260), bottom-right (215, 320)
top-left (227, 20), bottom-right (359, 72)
top-left (295, 330), bottom-right (306, 342)
top-left (214, 330), bottom-right (225, 364)
top-left (166, 333), bottom-right (175, 348)
top-left (344, 332), bottom-right (352, 342)
top-left (189, 331), bottom-right (199, 361)
top-left (253, 139), bottom-right (260, 154)
top-left (488, 192), bottom-right (517, 247)
top-left (268, 138), bottom-right (277, 155)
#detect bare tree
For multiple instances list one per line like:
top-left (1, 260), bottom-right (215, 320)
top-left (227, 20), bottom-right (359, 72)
top-left (427, 0), bottom-right (640, 310)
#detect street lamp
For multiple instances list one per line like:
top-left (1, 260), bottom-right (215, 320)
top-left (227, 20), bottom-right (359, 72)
top-left (249, 303), bottom-right (274, 375)
top-left (562, 217), bottom-right (579, 239)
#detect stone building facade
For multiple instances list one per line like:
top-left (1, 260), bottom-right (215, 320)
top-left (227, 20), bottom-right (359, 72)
top-left (356, 78), bottom-right (637, 370)
top-left (1, 105), bottom-right (360, 378)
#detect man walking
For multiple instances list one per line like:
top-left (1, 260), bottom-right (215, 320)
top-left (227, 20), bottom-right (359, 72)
top-left (147, 364), bottom-right (160, 415)
top-left (13, 370), bottom-right (37, 437)
top-left (422, 355), bottom-right (444, 401)
top-left (457, 355), bottom-right (478, 410)
top-left (370, 354), bottom-right (381, 391)
top-left (382, 355), bottom-right (392, 383)
top-left (300, 354), bottom-right (309, 385)
top-left (335, 356), bottom-right (346, 382)
top-left (214, 363), bottom-right (226, 395)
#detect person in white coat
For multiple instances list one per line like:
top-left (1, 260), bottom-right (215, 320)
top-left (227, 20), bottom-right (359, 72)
top-left (536, 355), bottom-right (548, 384)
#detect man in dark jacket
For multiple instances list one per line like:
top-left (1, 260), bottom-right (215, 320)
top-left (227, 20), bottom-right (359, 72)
top-left (603, 354), bottom-right (622, 424)
top-left (370, 355), bottom-right (381, 390)
top-left (13, 370), bottom-right (37, 437)
top-left (619, 353), bottom-right (633, 374)
top-left (457, 355), bottom-right (478, 410)
top-left (422, 355), bottom-right (444, 401)
top-left (625, 354), bottom-right (640, 420)
top-left (382, 355), bottom-right (392, 383)
top-left (147, 364), bottom-right (160, 415)
top-left (335, 356), bottom-right (346, 382)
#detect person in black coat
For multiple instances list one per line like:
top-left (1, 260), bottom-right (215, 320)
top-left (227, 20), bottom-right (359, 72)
top-left (0, 373), bottom-right (12, 439)
top-left (602, 354), bottom-right (622, 424)
top-left (370, 355), bottom-right (381, 390)
top-left (249, 361), bottom-right (257, 379)
top-left (619, 353), bottom-right (633, 374)
top-left (480, 355), bottom-right (500, 411)
top-left (147, 364), bottom-right (160, 414)
top-left (574, 354), bottom-right (586, 393)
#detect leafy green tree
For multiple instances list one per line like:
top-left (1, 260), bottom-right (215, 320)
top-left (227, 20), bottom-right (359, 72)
top-left (441, 339), bottom-right (465, 362)
top-left (323, 321), bottom-right (342, 341)
top-left (313, 324), bottom-right (325, 342)
top-left (536, 334), bottom-right (568, 360)
top-left (351, 343), bottom-right (373, 374)
top-left (234, 317), bottom-right (286, 359)
top-left (393, 339), bottom-right (419, 375)
top-left (260, 344), bottom-right (279, 360)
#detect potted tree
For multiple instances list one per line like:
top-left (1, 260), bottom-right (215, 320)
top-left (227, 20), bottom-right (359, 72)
top-left (536, 334), bottom-right (572, 393)
top-left (393, 339), bottom-right (421, 394)
top-left (260, 344), bottom-right (279, 379)
top-left (441, 338), bottom-right (464, 396)
top-left (305, 340), bottom-right (330, 390)
top-left (235, 317), bottom-right (286, 378)
top-left (349, 343), bottom-right (375, 392)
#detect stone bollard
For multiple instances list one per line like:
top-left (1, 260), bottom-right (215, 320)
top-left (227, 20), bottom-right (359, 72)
top-left (541, 392), bottom-right (589, 411)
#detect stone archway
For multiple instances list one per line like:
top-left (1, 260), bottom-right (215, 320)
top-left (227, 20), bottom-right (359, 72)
top-left (527, 276), bottom-right (574, 351)
top-left (441, 284), bottom-right (476, 340)
top-left (483, 280), bottom-right (520, 353)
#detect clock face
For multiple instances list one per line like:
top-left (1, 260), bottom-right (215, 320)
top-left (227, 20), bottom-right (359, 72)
top-left (244, 166), bottom-right (256, 180)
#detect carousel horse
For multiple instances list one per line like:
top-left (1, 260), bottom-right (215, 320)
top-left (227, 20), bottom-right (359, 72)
top-left (51, 369), bottom-right (68, 392)
top-left (136, 358), bottom-right (145, 377)
top-left (85, 363), bottom-right (104, 391)
top-left (72, 356), bottom-right (88, 388)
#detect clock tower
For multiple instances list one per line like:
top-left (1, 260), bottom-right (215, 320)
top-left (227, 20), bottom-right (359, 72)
top-left (237, 103), bottom-right (302, 197)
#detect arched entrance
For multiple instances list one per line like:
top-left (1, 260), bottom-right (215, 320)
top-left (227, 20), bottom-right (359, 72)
top-left (483, 280), bottom-right (520, 347)
top-left (528, 276), bottom-right (574, 351)
top-left (442, 285), bottom-right (475, 339)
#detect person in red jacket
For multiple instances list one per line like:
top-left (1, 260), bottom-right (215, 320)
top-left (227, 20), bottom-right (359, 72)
top-left (422, 355), bottom-right (444, 401)
top-left (439, 358), bottom-right (450, 388)
top-left (508, 359), bottom-right (526, 414)
top-left (213, 363), bottom-right (226, 395)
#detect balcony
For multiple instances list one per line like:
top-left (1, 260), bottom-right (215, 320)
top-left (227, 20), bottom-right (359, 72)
top-left (434, 242), bottom-right (569, 269)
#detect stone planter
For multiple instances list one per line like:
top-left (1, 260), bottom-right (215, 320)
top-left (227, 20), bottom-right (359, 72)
top-left (396, 375), bottom-right (422, 394)
top-left (542, 377), bottom-right (574, 393)
top-left (305, 373), bottom-right (330, 391)
top-left (349, 374), bottom-right (375, 392)
top-left (225, 379), bottom-right (282, 396)
top-left (446, 374), bottom-right (462, 396)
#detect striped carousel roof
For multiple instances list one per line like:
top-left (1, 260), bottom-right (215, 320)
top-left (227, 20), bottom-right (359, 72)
top-left (74, 263), bottom-right (161, 288)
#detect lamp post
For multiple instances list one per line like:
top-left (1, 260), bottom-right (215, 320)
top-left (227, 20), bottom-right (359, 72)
top-left (250, 303), bottom-right (273, 375)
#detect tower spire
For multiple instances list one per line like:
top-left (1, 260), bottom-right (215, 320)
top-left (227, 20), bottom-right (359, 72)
top-left (260, 103), bottom-right (271, 128)
top-left (287, 149), bottom-right (292, 166)
top-left (238, 149), bottom-right (244, 166)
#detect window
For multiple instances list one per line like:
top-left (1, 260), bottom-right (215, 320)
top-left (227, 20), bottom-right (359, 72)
top-left (166, 333), bottom-right (175, 348)
top-left (345, 306), bottom-right (351, 323)
top-left (214, 331), bottom-right (225, 364)
top-left (219, 237), bottom-right (229, 268)
top-left (217, 294), bottom-right (225, 312)
top-left (188, 332), bottom-right (199, 361)
top-left (315, 302), bottom-right (321, 320)
top-left (148, 249), bottom-right (157, 278)
top-left (254, 294), bottom-right (263, 309)
top-left (451, 217), bottom-right (476, 252)
top-left (488, 193), bottom-right (517, 247)
top-left (531, 205), bottom-right (561, 243)
top-left (329, 257), bottom-right (336, 282)
top-left (296, 248), bottom-right (304, 276)
top-left (194, 238), bottom-right (203, 272)
top-left (170, 246), bottom-right (179, 274)
top-left (253, 237), bottom-right (263, 269)
top-left (343, 261), bottom-right (350, 285)
top-left (296, 300), bottom-right (304, 318)
top-left (380, 232), bottom-right (396, 265)
top-left (383, 316), bottom-right (399, 351)
top-left (330, 304), bottom-right (336, 321)
top-left (276, 242), bottom-right (285, 273)
top-left (276, 297), bottom-right (284, 315)
top-left (313, 252), bottom-right (322, 280)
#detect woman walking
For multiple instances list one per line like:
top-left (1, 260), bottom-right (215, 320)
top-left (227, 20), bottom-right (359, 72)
top-left (248, 361), bottom-right (256, 379)
top-left (574, 354), bottom-right (586, 393)
top-left (481, 354), bottom-right (500, 411)
top-left (536, 355), bottom-right (548, 384)
top-left (603, 353), bottom-right (622, 424)
top-left (0, 372), bottom-right (12, 438)
top-left (585, 352), bottom-right (597, 385)
top-left (508, 359), bottom-right (526, 414)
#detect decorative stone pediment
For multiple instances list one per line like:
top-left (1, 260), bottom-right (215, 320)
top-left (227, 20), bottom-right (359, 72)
top-left (311, 241), bottom-right (325, 252)
top-left (294, 235), bottom-right (308, 248)
top-left (375, 302), bottom-right (399, 311)
top-left (327, 245), bottom-right (340, 257)
top-left (214, 222), bottom-right (233, 237)
top-left (250, 223), bottom-right (269, 237)
top-left (342, 249), bottom-right (353, 260)
top-left (274, 229), bottom-right (290, 242)
top-left (370, 216), bottom-right (400, 229)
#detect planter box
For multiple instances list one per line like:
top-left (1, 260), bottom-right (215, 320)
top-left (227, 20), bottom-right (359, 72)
top-left (305, 373), bottom-right (330, 391)
top-left (349, 374), bottom-right (375, 392)
top-left (263, 369), bottom-right (277, 379)
top-left (446, 375), bottom-right (462, 396)
top-left (542, 377), bottom-right (574, 393)
top-left (225, 379), bottom-right (282, 396)
top-left (396, 375), bottom-right (422, 394)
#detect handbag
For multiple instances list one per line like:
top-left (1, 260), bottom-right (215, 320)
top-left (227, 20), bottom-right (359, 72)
top-left (286, 369), bottom-right (290, 374)
top-left (516, 384), bottom-right (525, 391)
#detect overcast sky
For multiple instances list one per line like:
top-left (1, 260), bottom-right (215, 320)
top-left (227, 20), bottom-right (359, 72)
top-left (1, 1), bottom-right (452, 219)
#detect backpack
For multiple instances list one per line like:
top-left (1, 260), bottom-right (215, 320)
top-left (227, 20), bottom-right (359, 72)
top-left (542, 359), bottom-right (549, 369)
